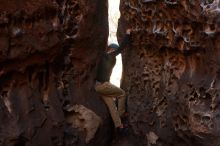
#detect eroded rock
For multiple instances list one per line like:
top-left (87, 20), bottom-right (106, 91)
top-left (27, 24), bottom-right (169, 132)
top-left (0, 0), bottom-right (109, 145)
top-left (65, 104), bottom-right (102, 143)
top-left (119, 0), bottom-right (220, 145)
top-left (146, 131), bottom-right (158, 146)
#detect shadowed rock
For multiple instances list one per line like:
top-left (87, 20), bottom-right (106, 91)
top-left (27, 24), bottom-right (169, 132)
top-left (0, 0), bottom-right (110, 145)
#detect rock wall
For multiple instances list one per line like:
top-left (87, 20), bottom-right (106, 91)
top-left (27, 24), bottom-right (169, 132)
top-left (0, 0), bottom-right (111, 146)
top-left (119, 0), bottom-right (220, 146)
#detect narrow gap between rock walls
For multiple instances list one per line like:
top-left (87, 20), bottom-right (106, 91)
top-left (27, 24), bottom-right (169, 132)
top-left (108, 0), bottom-right (122, 87)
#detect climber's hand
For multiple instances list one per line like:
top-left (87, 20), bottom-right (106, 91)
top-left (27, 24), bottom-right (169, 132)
top-left (126, 29), bottom-right (131, 35)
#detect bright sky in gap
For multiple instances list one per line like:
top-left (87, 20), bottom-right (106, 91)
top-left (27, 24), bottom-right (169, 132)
top-left (108, 0), bottom-right (122, 87)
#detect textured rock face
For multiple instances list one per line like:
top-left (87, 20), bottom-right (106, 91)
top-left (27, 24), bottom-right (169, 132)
top-left (65, 104), bottom-right (102, 143)
top-left (0, 0), bottom-right (110, 145)
top-left (119, 0), bottom-right (220, 146)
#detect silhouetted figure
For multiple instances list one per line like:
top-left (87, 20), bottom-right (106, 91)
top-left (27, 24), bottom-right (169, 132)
top-left (95, 29), bottom-right (131, 131)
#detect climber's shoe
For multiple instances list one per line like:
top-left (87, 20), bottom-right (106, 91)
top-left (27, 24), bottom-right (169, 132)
top-left (116, 124), bottom-right (129, 135)
top-left (120, 112), bottom-right (129, 131)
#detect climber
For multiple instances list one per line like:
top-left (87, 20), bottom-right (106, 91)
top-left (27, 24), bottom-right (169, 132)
top-left (95, 28), bottom-right (131, 132)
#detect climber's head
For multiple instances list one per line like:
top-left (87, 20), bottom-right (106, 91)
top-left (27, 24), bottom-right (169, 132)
top-left (107, 43), bottom-right (119, 54)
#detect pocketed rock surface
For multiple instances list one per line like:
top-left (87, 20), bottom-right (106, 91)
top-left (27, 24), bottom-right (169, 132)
top-left (118, 0), bottom-right (220, 146)
top-left (0, 0), bottom-right (112, 146)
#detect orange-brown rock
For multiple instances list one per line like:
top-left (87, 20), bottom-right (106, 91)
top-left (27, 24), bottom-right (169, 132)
top-left (119, 0), bottom-right (220, 145)
top-left (0, 0), bottom-right (111, 145)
